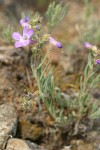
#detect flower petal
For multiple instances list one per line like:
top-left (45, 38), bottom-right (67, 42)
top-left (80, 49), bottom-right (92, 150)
top-left (12, 32), bottom-right (22, 41)
top-left (15, 39), bottom-right (30, 48)
top-left (56, 42), bottom-right (62, 49)
top-left (23, 27), bottom-right (28, 36)
top-left (49, 37), bottom-right (56, 45)
top-left (27, 29), bottom-right (34, 38)
top-left (20, 21), bottom-right (31, 28)
top-left (83, 42), bottom-right (92, 49)
top-left (20, 16), bottom-right (30, 27)
top-left (49, 37), bottom-right (62, 49)
top-left (21, 22), bottom-right (28, 27)
top-left (22, 40), bottom-right (30, 47)
top-left (20, 19), bottom-right (24, 26)
top-left (15, 41), bottom-right (24, 48)
top-left (96, 59), bottom-right (100, 64)
top-left (24, 16), bottom-right (30, 22)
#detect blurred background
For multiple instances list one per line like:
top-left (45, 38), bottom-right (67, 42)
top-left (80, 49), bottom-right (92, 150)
top-left (0, 0), bottom-right (100, 50)
top-left (0, 0), bottom-right (100, 47)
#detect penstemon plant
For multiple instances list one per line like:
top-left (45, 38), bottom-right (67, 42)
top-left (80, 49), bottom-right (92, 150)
top-left (12, 2), bottom-right (100, 133)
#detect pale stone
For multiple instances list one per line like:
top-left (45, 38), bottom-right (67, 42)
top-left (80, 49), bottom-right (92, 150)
top-left (6, 138), bottom-right (46, 150)
top-left (0, 104), bottom-right (17, 149)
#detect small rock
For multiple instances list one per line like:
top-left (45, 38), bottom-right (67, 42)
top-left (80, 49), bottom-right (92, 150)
top-left (0, 104), bottom-right (17, 149)
top-left (71, 140), bottom-right (94, 150)
top-left (61, 145), bottom-right (71, 150)
top-left (6, 138), bottom-right (46, 150)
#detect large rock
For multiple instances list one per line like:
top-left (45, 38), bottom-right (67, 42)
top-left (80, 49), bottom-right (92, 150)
top-left (6, 138), bottom-right (46, 150)
top-left (0, 104), bottom-right (17, 149)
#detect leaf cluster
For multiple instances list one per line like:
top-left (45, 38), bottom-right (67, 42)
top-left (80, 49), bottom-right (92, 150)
top-left (31, 51), bottom-right (100, 129)
top-left (2, 25), bottom-right (14, 43)
top-left (77, 53), bottom-right (100, 120)
top-left (45, 1), bottom-right (68, 28)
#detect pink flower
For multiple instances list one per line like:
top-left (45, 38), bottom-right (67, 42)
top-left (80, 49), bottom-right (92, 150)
top-left (83, 42), bottom-right (92, 49)
top-left (96, 59), bottom-right (100, 64)
top-left (12, 27), bottom-right (35, 48)
top-left (20, 16), bottom-right (31, 28)
top-left (49, 37), bottom-right (62, 49)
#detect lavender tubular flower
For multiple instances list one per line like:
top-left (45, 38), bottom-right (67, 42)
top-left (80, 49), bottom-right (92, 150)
top-left (49, 37), bottom-right (62, 49)
top-left (12, 27), bottom-right (34, 48)
top-left (20, 16), bottom-right (31, 28)
top-left (84, 42), bottom-right (99, 56)
top-left (96, 59), bottom-right (100, 64)
top-left (83, 42), bottom-right (92, 49)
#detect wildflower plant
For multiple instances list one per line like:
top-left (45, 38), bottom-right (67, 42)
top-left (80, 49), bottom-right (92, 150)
top-left (12, 2), bottom-right (100, 133)
top-left (69, 42), bottom-right (100, 133)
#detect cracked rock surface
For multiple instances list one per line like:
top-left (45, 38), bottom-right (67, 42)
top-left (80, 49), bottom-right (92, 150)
top-left (0, 104), bottom-right (17, 149)
top-left (6, 138), bottom-right (46, 150)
